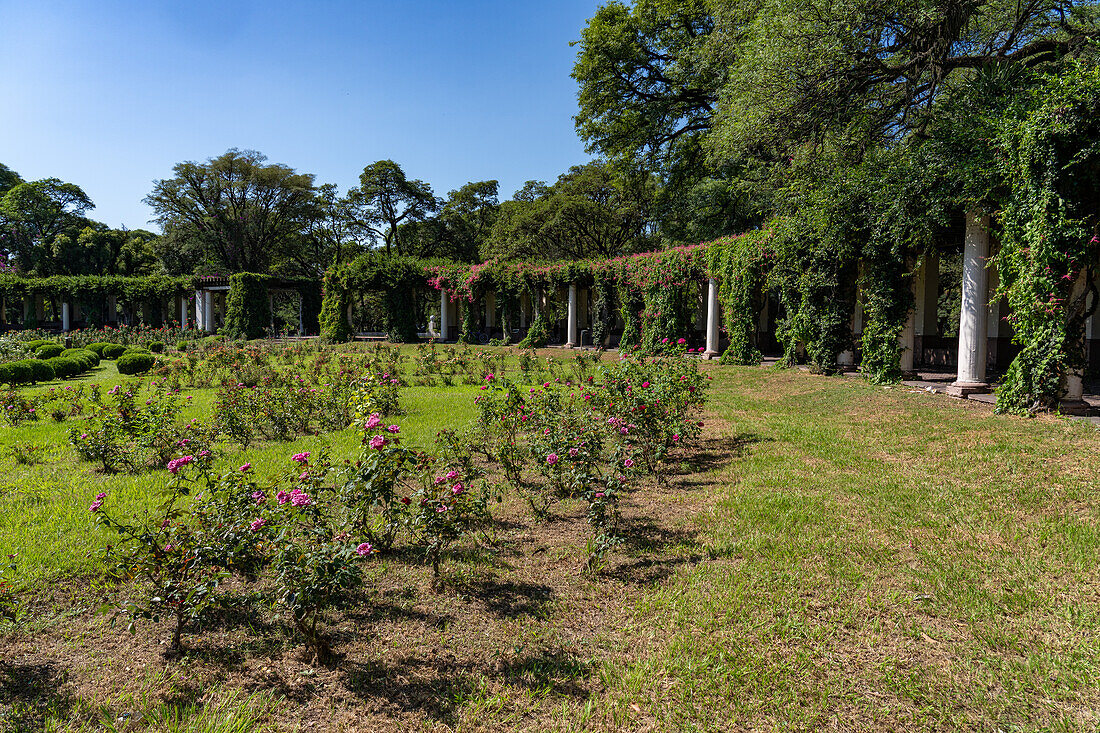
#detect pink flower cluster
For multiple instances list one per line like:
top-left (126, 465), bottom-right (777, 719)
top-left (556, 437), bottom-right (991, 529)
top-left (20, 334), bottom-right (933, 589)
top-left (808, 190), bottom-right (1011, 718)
top-left (88, 492), bottom-right (107, 512)
top-left (167, 455), bottom-right (194, 474)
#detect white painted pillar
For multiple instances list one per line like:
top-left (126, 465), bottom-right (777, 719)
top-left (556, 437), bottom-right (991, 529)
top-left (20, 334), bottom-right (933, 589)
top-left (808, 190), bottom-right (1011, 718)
top-left (899, 295), bottom-right (916, 373)
top-left (949, 211), bottom-right (990, 395)
top-left (203, 290), bottom-right (214, 334)
top-left (439, 290), bottom-right (450, 341)
top-left (61, 302), bottom-right (70, 332)
top-left (566, 283), bottom-right (578, 347)
top-left (839, 294), bottom-right (855, 367)
top-left (485, 292), bottom-right (494, 328)
top-left (704, 278), bottom-right (720, 359)
top-left (1065, 272), bottom-right (1088, 404)
top-left (180, 296), bottom-right (189, 328)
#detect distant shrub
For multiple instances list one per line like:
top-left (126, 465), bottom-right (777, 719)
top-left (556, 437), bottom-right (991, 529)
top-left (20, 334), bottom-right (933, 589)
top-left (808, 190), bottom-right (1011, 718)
top-left (147, 341), bottom-right (165, 353)
top-left (101, 344), bottom-right (127, 359)
top-left (35, 343), bottom-right (64, 360)
top-left (63, 348), bottom-right (100, 368)
top-left (27, 360), bottom-right (55, 383)
top-left (0, 361), bottom-right (33, 385)
top-left (45, 357), bottom-right (83, 379)
top-left (117, 352), bottom-right (155, 375)
top-left (22, 339), bottom-right (54, 353)
top-left (176, 340), bottom-right (189, 352)
top-left (86, 342), bottom-right (116, 357)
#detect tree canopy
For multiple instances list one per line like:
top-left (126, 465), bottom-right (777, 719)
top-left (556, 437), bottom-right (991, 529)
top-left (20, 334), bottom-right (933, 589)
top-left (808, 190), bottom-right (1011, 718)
top-left (144, 149), bottom-right (318, 274)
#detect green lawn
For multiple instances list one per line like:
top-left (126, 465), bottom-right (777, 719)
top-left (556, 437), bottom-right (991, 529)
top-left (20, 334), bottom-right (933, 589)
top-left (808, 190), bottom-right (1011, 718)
top-left (3, 358), bottom-right (1100, 731)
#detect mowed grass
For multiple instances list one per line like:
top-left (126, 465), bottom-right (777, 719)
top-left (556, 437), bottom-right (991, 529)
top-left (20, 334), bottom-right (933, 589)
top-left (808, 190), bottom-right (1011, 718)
top-left (3, 356), bottom-right (1100, 730)
top-left (597, 367), bottom-right (1100, 731)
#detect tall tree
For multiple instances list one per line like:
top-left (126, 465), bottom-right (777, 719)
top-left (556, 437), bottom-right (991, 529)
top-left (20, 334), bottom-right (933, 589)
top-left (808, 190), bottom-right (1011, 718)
top-left (144, 149), bottom-right (317, 273)
top-left (486, 162), bottom-right (653, 261)
top-left (0, 164), bottom-right (22, 197)
top-left (0, 179), bottom-right (94, 273)
top-left (346, 160), bottom-right (438, 255)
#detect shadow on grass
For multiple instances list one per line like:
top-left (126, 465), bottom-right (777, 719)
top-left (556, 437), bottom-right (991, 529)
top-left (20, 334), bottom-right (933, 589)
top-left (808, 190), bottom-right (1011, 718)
top-left (342, 657), bottom-right (480, 725)
top-left (603, 553), bottom-right (702, 586)
top-left (459, 578), bottom-right (555, 619)
top-left (498, 649), bottom-right (593, 698)
top-left (0, 660), bottom-right (74, 733)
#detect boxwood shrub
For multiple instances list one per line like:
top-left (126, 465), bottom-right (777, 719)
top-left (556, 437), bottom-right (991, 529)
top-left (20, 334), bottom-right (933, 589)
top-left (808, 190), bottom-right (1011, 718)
top-left (100, 344), bottom-right (127, 359)
top-left (177, 340), bottom-right (189, 352)
top-left (22, 339), bottom-right (54, 353)
top-left (35, 343), bottom-right (65, 360)
top-left (63, 348), bottom-right (100, 368)
top-left (27, 359), bottom-right (55, 383)
top-left (147, 341), bottom-right (165, 353)
top-left (117, 352), bottom-right (155, 375)
top-left (85, 342), bottom-right (116, 357)
top-left (0, 360), bottom-right (33, 385)
top-left (45, 357), bottom-right (83, 379)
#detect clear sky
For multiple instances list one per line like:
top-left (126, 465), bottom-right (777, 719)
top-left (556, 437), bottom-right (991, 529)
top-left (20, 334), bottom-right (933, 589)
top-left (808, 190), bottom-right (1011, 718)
top-left (0, 0), bottom-right (603, 231)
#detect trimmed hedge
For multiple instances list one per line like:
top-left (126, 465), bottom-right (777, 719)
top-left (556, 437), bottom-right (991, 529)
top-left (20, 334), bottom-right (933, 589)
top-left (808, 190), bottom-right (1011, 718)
top-left (85, 342), bottom-right (116, 357)
top-left (27, 360), bottom-right (54, 382)
top-left (0, 360), bottom-right (33, 385)
top-left (63, 348), bottom-right (100, 368)
top-left (147, 341), bottom-right (165, 353)
top-left (45, 357), bottom-right (83, 379)
top-left (177, 340), bottom-right (189, 352)
top-left (117, 352), bottom-right (155, 375)
top-left (101, 344), bottom-right (127, 359)
top-left (35, 343), bottom-right (65, 360)
top-left (22, 339), bottom-right (54, 353)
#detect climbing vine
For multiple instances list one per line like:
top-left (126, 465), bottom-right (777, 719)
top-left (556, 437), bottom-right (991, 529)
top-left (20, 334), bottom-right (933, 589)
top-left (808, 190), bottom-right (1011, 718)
top-left (994, 62), bottom-right (1100, 413)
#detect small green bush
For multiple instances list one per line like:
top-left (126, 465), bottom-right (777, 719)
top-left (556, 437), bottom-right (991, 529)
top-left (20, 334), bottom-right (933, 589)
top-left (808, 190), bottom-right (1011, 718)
top-left (63, 348), bottom-right (100, 368)
top-left (86, 342), bottom-right (116, 357)
top-left (101, 344), bottom-right (127, 359)
top-left (27, 359), bottom-right (55, 383)
top-left (176, 340), bottom-right (189, 352)
top-left (22, 339), bottom-right (53, 353)
top-left (35, 343), bottom-right (65, 360)
top-left (147, 341), bottom-right (165, 353)
top-left (117, 352), bottom-right (155, 375)
top-left (124, 346), bottom-right (150, 356)
top-left (0, 360), bottom-right (33, 385)
top-left (45, 357), bottom-right (83, 379)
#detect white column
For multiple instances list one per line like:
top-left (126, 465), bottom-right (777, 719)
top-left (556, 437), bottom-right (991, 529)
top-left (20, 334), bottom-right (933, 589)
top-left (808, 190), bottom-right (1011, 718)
top-left (566, 283), bottom-right (578, 348)
top-left (439, 290), bottom-right (450, 341)
top-left (1065, 272), bottom-right (1088, 404)
top-left (61, 302), bottom-right (71, 332)
top-left (180, 297), bottom-right (188, 328)
top-left (899, 300), bottom-right (916, 373)
top-left (203, 290), bottom-right (214, 334)
top-left (839, 294), bottom-right (855, 367)
top-left (704, 278), bottom-right (720, 359)
top-left (949, 211), bottom-right (990, 395)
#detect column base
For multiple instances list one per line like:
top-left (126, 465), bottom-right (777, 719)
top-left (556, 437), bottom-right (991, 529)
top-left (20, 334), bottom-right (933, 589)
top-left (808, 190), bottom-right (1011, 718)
top-left (703, 350), bottom-right (720, 360)
top-left (1059, 399), bottom-right (1092, 416)
top-left (946, 382), bottom-right (990, 398)
top-left (565, 342), bottom-right (576, 349)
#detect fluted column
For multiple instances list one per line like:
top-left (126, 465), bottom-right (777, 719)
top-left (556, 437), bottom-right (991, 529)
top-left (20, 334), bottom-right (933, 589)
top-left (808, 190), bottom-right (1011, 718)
top-left (948, 211), bottom-right (991, 396)
top-left (203, 290), bottom-right (214, 334)
top-left (704, 278), bottom-right (720, 359)
top-left (566, 283), bottom-right (578, 348)
top-left (440, 290), bottom-right (450, 341)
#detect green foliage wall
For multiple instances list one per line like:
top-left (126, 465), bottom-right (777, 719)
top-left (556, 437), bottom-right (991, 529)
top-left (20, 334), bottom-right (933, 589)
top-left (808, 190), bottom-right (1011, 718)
top-left (222, 273), bottom-right (272, 340)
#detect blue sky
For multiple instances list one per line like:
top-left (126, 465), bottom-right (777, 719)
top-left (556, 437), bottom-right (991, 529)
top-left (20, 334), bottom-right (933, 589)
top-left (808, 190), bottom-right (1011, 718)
top-left (0, 0), bottom-right (603, 230)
